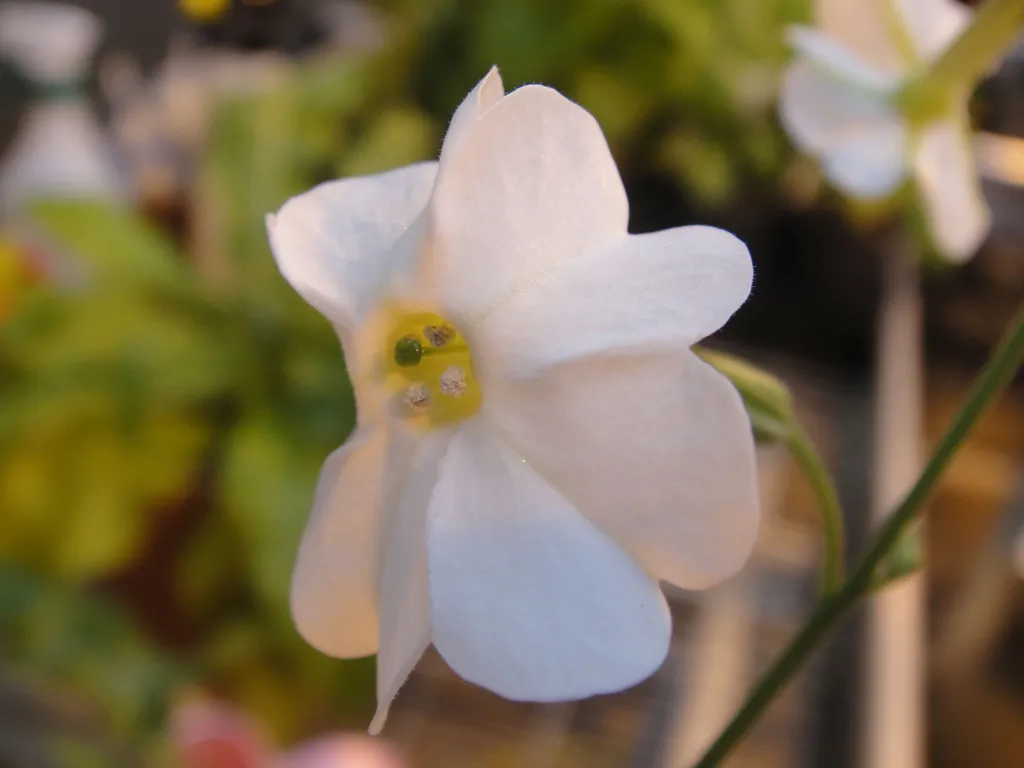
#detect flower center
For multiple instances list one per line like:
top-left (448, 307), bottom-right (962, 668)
top-left (382, 312), bottom-right (481, 427)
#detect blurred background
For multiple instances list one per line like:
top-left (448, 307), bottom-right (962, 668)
top-left (0, 0), bottom-right (1023, 766)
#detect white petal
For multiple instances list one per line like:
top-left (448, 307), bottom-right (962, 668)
top-left (370, 429), bottom-right (451, 735)
top-left (267, 162), bottom-right (437, 330)
top-left (895, 0), bottom-right (971, 62)
top-left (814, 0), bottom-right (969, 70)
top-left (815, 0), bottom-right (909, 73)
top-left (780, 60), bottom-right (907, 198)
top-left (439, 67), bottom-right (504, 167)
top-left (822, 127), bottom-right (909, 198)
top-left (780, 60), bottom-right (899, 154)
top-left (484, 351), bottom-right (760, 591)
top-left (913, 118), bottom-right (991, 263)
top-left (787, 27), bottom-right (900, 90)
top-left (426, 421), bottom-right (671, 701)
top-left (430, 84), bottom-right (628, 324)
top-left (290, 429), bottom-right (387, 658)
top-left (472, 226), bottom-right (751, 379)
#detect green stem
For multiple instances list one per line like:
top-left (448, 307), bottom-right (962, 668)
top-left (930, 0), bottom-right (1024, 89)
top-left (692, 303), bottom-right (1024, 768)
top-left (899, 0), bottom-right (1024, 118)
top-left (787, 422), bottom-right (845, 594)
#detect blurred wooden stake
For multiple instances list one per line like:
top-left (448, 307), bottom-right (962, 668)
top-left (653, 446), bottom-right (790, 767)
top-left (863, 245), bottom-right (925, 768)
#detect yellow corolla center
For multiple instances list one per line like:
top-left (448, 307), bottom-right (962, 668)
top-left (382, 312), bottom-right (481, 427)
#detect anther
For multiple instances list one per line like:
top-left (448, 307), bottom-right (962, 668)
top-left (424, 324), bottom-right (456, 347)
top-left (402, 382), bottom-right (431, 413)
top-left (439, 366), bottom-right (467, 397)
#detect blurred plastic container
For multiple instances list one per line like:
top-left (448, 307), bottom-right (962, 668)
top-left (0, 1), bottom-right (127, 218)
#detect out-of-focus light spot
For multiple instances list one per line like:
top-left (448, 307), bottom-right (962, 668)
top-left (1013, 529), bottom-right (1024, 580)
top-left (976, 132), bottom-right (1024, 188)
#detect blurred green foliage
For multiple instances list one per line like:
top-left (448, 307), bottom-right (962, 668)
top-left (405, 0), bottom-right (806, 206)
top-left (0, 0), bottom-right (808, 761)
top-left (0, 564), bottom-right (183, 764)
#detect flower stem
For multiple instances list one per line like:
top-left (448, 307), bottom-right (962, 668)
top-left (786, 422), bottom-right (845, 594)
top-left (692, 302), bottom-right (1024, 768)
top-left (899, 0), bottom-right (1024, 120)
top-left (931, 0), bottom-right (1024, 89)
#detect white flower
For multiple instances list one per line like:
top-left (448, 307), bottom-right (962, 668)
top-left (266, 68), bottom-right (760, 733)
top-left (779, 0), bottom-right (991, 262)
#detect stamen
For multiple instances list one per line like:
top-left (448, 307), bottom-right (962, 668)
top-left (424, 324), bottom-right (456, 347)
top-left (439, 366), bottom-right (467, 397)
top-left (402, 382), bottom-right (431, 413)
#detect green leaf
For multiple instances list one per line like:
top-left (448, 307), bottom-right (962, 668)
top-left (50, 431), bottom-right (139, 580)
top-left (25, 200), bottom-right (193, 294)
top-left (0, 405), bottom-right (211, 580)
top-left (0, 564), bottom-right (186, 741)
top-left (2, 290), bottom-right (231, 407)
top-left (201, 83), bottom-right (326, 332)
top-left (219, 415), bottom-right (326, 620)
top-left (339, 104), bottom-right (438, 178)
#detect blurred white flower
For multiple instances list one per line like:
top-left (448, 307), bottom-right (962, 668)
top-left (0, 2), bottom-right (127, 213)
top-left (267, 67), bottom-right (760, 733)
top-left (779, 0), bottom-right (991, 262)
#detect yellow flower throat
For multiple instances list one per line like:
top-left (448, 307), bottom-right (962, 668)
top-left (383, 312), bottom-right (481, 426)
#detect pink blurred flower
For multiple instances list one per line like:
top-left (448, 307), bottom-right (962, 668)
top-left (170, 699), bottom-right (409, 768)
top-left (171, 699), bottom-right (269, 768)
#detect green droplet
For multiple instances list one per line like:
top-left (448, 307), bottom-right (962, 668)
top-left (394, 336), bottom-right (423, 367)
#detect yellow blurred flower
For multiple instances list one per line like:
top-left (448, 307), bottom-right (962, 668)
top-left (179, 0), bottom-right (231, 23)
top-left (0, 235), bottom-right (37, 320)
